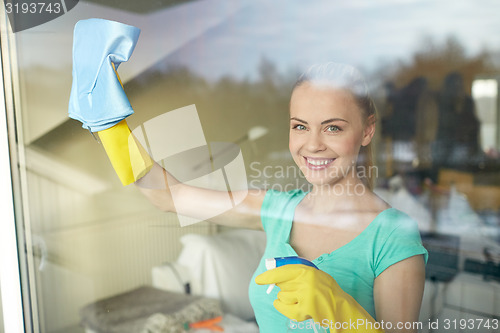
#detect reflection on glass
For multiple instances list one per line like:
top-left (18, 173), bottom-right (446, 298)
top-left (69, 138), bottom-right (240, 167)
top-left (472, 78), bottom-right (499, 154)
top-left (3, 1), bottom-right (499, 332)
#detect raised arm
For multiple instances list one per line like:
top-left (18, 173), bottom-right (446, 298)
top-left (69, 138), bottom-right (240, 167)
top-left (68, 18), bottom-right (265, 230)
top-left (98, 120), bottom-right (266, 229)
top-left (134, 161), bottom-right (265, 229)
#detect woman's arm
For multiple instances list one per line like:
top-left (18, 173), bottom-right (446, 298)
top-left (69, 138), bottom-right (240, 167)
top-left (67, 18), bottom-right (266, 228)
top-left (135, 162), bottom-right (266, 230)
top-left (373, 255), bottom-right (426, 333)
top-left (98, 121), bottom-right (266, 230)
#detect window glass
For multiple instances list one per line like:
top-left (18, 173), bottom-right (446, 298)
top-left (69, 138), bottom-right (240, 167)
top-left (4, 1), bottom-right (500, 332)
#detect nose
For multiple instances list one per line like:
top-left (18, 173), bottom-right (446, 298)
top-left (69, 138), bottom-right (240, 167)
top-left (305, 131), bottom-right (326, 152)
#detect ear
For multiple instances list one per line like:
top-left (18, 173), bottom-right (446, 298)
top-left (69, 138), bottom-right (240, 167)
top-left (361, 115), bottom-right (376, 147)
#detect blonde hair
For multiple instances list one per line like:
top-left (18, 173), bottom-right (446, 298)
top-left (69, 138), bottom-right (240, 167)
top-left (293, 62), bottom-right (377, 189)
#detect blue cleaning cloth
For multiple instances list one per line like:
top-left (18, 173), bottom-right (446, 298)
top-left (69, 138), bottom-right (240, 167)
top-left (68, 18), bottom-right (141, 132)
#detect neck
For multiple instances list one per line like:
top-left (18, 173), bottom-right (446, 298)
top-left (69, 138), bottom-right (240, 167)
top-left (304, 176), bottom-right (370, 214)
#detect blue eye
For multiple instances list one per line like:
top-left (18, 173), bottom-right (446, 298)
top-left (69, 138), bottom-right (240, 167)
top-left (326, 125), bottom-right (341, 133)
top-left (292, 124), bottom-right (306, 130)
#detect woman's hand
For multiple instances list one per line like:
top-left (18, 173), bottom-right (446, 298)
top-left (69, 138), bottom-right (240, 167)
top-left (256, 264), bottom-right (384, 332)
top-left (68, 18), bottom-right (140, 133)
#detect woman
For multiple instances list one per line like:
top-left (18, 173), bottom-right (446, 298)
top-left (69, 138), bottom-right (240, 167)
top-left (248, 64), bottom-right (428, 332)
top-left (69, 20), bottom-right (427, 333)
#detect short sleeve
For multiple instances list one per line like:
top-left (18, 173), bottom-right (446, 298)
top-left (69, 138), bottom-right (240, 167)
top-left (260, 189), bottom-right (305, 233)
top-left (260, 189), bottom-right (279, 232)
top-left (374, 213), bottom-right (428, 277)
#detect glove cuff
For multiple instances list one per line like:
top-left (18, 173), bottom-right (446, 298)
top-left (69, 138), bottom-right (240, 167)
top-left (98, 120), bottom-right (154, 185)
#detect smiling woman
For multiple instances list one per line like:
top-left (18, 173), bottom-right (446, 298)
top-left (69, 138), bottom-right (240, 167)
top-left (107, 61), bottom-right (427, 332)
top-left (246, 63), bottom-right (427, 333)
top-left (289, 63), bottom-right (377, 190)
top-left (4, 1), bottom-right (500, 332)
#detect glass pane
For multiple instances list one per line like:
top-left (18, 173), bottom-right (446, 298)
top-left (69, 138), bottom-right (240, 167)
top-left (5, 1), bottom-right (500, 332)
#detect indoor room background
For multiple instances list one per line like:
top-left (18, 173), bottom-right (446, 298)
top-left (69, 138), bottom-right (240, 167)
top-left (1, 0), bottom-right (500, 332)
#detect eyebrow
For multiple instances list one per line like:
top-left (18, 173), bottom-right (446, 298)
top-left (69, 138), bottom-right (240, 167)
top-left (290, 117), bottom-right (349, 125)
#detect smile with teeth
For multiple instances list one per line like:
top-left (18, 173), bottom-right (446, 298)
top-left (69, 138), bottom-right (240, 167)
top-left (304, 157), bottom-right (335, 169)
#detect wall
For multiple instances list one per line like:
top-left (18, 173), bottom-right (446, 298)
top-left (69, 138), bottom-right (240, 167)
top-left (25, 168), bottom-right (216, 332)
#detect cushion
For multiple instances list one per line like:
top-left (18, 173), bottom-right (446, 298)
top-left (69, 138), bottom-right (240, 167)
top-left (176, 229), bottom-right (266, 320)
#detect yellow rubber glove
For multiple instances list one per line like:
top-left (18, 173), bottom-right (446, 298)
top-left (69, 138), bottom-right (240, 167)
top-left (95, 63), bottom-right (153, 186)
top-left (256, 264), bottom-right (384, 333)
top-left (98, 120), bottom-right (154, 185)
top-left (97, 119), bottom-right (154, 186)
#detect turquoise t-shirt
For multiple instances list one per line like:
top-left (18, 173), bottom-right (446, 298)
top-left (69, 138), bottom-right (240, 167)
top-left (248, 189), bottom-right (428, 333)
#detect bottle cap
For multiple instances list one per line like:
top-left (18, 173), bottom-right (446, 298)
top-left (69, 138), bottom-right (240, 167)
top-left (265, 258), bottom-right (276, 270)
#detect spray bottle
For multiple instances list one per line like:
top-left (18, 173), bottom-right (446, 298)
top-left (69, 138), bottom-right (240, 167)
top-left (265, 256), bottom-right (318, 294)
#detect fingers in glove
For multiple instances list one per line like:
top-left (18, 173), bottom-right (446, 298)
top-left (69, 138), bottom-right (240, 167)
top-left (276, 290), bottom-right (299, 305)
top-left (273, 299), bottom-right (309, 322)
top-left (255, 264), bottom-right (308, 285)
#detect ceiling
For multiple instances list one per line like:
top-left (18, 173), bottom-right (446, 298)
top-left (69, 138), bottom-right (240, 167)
top-left (82, 0), bottom-right (197, 14)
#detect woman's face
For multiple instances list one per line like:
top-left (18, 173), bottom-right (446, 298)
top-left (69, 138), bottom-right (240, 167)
top-left (289, 82), bottom-right (374, 188)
